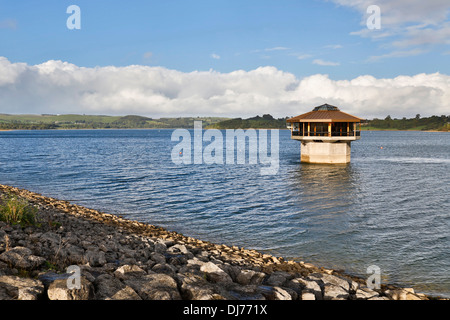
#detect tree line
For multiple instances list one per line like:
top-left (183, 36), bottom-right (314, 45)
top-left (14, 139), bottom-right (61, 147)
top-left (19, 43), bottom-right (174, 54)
top-left (365, 114), bottom-right (449, 131)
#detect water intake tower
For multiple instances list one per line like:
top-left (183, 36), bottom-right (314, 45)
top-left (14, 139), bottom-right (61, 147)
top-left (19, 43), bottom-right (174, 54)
top-left (287, 104), bottom-right (362, 164)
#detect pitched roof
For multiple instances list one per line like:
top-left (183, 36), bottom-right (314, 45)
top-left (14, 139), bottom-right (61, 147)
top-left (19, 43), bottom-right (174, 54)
top-left (287, 104), bottom-right (363, 123)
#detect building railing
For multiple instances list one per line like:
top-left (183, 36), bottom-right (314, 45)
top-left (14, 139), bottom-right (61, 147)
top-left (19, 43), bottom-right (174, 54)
top-left (292, 131), bottom-right (361, 137)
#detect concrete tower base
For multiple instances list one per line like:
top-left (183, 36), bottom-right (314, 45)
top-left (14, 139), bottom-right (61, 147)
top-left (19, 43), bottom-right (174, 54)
top-left (300, 141), bottom-right (351, 164)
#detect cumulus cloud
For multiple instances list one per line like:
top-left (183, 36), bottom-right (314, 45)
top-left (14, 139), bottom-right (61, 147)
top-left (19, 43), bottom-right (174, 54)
top-left (211, 53), bottom-right (221, 60)
top-left (0, 57), bottom-right (448, 119)
top-left (333, 0), bottom-right (450, 59)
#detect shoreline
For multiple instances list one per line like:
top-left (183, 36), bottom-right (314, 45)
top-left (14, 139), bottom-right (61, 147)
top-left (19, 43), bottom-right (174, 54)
top-left (0, 184), bottom-right (444, 300)
top-left (1, 127), bottom-right (449, 132)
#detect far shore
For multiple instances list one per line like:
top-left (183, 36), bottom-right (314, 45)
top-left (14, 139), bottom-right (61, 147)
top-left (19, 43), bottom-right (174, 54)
top-left (0, 127), bottom-right (448, 132)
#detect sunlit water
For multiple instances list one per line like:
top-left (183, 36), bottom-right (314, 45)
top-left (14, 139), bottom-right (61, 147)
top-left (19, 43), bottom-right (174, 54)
top-left (0, 129), bottom-right (449, 297)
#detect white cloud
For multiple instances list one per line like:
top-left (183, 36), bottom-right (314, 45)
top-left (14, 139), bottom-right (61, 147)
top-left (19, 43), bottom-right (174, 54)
top-left (324, 44), bottom-right (343, 49)
top-left (296, 54), bottom-right (313, 60)
top-left (367, 48), bottom-right (427, 61)
top-left (333, 0), bottom-right (450, 58)
top-left (332, 0), bottom-right (450, 27)
top-left (264, 47), bottom-right (290, 52)
top-left (313, 59), bottom-right (340, 66)
top-left (0, 57), bottom-right (449, 119)
top-left (211, 53), bottom-right (221, 60)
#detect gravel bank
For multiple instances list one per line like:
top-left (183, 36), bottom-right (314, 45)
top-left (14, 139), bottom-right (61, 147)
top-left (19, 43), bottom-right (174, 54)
top-left (0, 184), bottom-right (435, 300)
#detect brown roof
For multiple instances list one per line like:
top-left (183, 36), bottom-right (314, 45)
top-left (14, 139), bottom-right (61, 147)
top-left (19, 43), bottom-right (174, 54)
top-left (287, 105), bottom-right (363, 123)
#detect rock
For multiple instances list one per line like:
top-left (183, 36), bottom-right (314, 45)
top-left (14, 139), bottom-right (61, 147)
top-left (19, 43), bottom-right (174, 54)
top-left (323, 284), bottom-right (349, 300)
top-left (355, 287), bottom-right (380, 300)
top-left (167, 244), bottom-right (189, 255)
top-left (301, 291), bottom-right (316, 300)
top-left (84, 249), bottom-right (107, 267)
top-left (265, 271), bottom-right (290, 287)
top-left (154, 241), bottom-right (167, 254)
top-left (151, 252), bottom-right (166, 265)
top-left (384, 288), bottom-right (422, 300)
top-left (310, 273), bottom-right (350, 292)
top-left (0, 246), bottom-right (46, 270)
top-left (47, 277), bottom-right (94, 300)
top-left (221, 284), bottom-right (266, 300)
top-left (151, 263), bottom-right (177, 276)
top-left (108, 286), bottom-right (143, 300)
top-left (0, 275), bottom-right (44, 300)
top-left (64, 244), bottom-right (85, 265)
top-left (200, 262), bottom-right (233, 283)
top-left (124, 273), bottom-right (181, 300)
top-left (236, 269), bottom-right (266, 285)
top-left (177, 274), bottom-right (219, 300)
top-left (94, 274), bottom-right (141, 300)
top-left (113, 264), bottom-right (146, 280)
top-left (260, 286), bottom-right (292, 300)
top-left (292, 278), bottom-right (323, 300)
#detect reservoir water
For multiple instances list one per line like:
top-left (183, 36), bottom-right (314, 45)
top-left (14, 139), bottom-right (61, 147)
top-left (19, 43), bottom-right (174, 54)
top-left (0, 129), bottom-right (449, 298)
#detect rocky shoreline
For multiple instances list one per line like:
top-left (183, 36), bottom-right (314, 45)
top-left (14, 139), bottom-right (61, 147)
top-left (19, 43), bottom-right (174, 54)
top-left (0, 184), bottom-right (438, 300)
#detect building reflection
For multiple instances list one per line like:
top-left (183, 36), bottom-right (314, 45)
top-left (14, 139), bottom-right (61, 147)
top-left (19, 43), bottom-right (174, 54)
top-left (290, 164), bottom-right (360, 211)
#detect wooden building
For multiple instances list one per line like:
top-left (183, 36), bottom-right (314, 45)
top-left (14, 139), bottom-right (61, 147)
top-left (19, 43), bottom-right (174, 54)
top-left (287, 104), bottom-right (362, 164)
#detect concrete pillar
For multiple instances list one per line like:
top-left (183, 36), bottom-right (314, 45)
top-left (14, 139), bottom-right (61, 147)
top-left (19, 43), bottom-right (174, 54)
top-left (300, 141), bottom-right (351, 164)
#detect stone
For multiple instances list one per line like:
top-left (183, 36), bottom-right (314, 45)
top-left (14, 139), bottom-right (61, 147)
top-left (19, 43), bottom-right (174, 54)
top-left (236, 269), bottom-right (265, 285)
top-left (113, 264), bottom-right (146, 280)
top-left (384, 288), bottom-right (422, 301)
top-left (94, 274), bottom-right (141, 300)
top-left (355, 287), bottom-right (380, 300)
top-left (265, 271), bottom-right (290, 287)
top-left (177, 274), bottom-right (219, 300)
top-left (261, 286), bottom-right (292, 300)
top-left (124, 273), bottom-right (181, 300)
top-left (151, 252), bottom-right (166, 265)
top-left (84, 249), bottom-right (107, 267)
top-left (293, 278), bottom-right (323, 300)
top-left (0, 275), bottom-right (44, 300)
top-left (167, 244), bottom-right (189, 255)
top-left (311, 273), bottom-right (350, 291)
top-left (0, 246), bottom-right (46, 270)
top-left (108, 286), bottom-right (142, 300)
top-left (151, 263), bottom-right (177, 276)
top-left (323, 284), bottom-right (349, 300)
top-left (64, 244), bottom-right (85, 265)
top-left (301, 291), bottom-right (316, 300)
top-left (47, 277), bottom-right (94, 300)
top-left (200, 262), bottom-right (233, 283)
top-left (154, 241), bottom-right (167, 254)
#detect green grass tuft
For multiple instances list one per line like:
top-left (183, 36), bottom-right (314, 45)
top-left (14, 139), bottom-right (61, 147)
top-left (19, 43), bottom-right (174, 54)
top-left (0, 193), bottom-right (39, 226)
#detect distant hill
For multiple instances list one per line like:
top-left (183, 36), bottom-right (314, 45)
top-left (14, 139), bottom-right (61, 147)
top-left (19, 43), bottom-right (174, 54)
top-left (0, 114), bottom-right (229, 130)
top-left (206, 114), bottom-right (289, 129)
top-left (364, 114), bottom-right (450, 131)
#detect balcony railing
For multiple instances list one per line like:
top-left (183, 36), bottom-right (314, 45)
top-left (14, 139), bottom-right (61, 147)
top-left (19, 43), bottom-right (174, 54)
top-left (292, 131), bottom-right (360, 137)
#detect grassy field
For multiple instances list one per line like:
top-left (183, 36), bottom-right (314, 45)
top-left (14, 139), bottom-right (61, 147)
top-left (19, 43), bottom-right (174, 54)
top-left (0, 114), bottom-right (230, 129)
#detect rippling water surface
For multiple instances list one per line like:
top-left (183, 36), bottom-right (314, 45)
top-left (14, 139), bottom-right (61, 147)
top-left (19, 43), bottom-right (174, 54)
top-left (0, 129), bottom-right (449, 297)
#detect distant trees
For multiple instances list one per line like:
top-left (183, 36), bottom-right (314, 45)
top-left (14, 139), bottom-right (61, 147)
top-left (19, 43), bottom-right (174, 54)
top-left (206, 114), bottom-right (288, 129)
top-left (366, 114), bottom-right (450, 131)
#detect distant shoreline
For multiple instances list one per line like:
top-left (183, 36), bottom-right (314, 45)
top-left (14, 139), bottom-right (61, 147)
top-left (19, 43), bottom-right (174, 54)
top-left (1, 127), bottom-right (448, 132)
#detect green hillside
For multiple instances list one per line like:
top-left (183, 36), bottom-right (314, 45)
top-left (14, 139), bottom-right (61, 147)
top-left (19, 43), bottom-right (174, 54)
top-left (0, 114), bottom-right (229, 130)
top-left (363, 114), bottom-right (450, 131)
top-left (206, 114), bottom-right (289, 129)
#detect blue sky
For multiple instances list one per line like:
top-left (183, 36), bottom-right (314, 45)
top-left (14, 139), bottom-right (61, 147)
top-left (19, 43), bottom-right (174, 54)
top-left (1, 0), bottom-right (449, 118)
